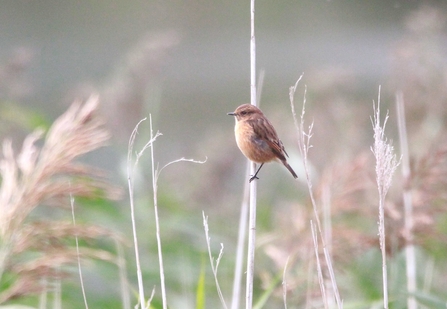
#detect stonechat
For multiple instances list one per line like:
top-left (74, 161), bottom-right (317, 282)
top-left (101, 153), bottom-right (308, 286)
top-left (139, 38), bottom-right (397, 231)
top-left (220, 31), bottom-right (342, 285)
top-left (228, 104), bottom-right (298, 182)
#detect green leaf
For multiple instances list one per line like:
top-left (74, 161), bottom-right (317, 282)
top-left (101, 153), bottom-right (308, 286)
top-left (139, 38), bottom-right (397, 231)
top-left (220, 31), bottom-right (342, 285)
top-left (195, 256), bottom-right (206, 309)
top-left (253, 272), bottom-right (282, 309)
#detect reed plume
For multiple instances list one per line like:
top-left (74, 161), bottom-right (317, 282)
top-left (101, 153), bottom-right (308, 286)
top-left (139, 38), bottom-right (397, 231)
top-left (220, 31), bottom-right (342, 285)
top-left (0, 95), bottom-right (120, 303)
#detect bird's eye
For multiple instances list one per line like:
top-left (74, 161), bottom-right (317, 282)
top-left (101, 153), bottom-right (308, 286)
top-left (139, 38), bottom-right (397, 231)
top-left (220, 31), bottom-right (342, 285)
top-left (241, 111), bottom-right (247, 115)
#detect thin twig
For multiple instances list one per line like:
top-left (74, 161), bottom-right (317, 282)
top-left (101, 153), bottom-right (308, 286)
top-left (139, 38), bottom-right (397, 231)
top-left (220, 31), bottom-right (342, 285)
top-left (127, 118), bottom-right (154, 308)
top-left (289, 75), bottom-right (343, 308)
top-left (371, 87), bottom-right (400, 309)
top-left (231, 162), bottom-right (250, 309)
top-left (155, 157), bottom-right (207, 182)
top-left (233, 66), bottom-right (265, 309)
top-left (246, 0), bottom-right (258, 308)
top-left (128, 117), bottom-right (163, 308)
top-left (116, 239), bottom-right (131, 309)
top-left (146, 287), bottom-right (156, 309)
top-left (148, 115), bottom-right (207, 309)
top-left (149, 115), bottom-right (168, 309)
top-left (396, 92), bottom-right (416, 309)
top-left (256, 69), bottom-right (265, 106)
top-left (282, 256), bottom-right (290, 309)
top-left (311, 220), bottom-right (328, 309)
top-left (70, 193), bottom-right (89, 309)
top-left (203, 212), bottom-right (228, 309)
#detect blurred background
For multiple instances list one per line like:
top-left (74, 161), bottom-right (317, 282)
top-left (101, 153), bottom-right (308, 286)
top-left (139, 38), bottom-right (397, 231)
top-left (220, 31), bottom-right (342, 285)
top-left (1, 1), bottom-right (447, 308)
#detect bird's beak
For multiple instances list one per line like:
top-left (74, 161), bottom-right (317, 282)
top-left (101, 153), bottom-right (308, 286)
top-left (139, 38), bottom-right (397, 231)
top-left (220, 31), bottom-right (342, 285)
top-left (227, 112), bottom-right (236, 116)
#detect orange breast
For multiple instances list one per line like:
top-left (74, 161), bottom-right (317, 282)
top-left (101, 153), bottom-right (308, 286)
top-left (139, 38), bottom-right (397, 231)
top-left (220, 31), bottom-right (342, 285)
top-left (235, 121), bottom-right (276, 163)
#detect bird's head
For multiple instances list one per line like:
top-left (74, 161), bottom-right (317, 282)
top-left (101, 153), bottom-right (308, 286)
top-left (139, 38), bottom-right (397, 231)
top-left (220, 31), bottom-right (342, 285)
top-left (227, 104), bottom-right (263, 121)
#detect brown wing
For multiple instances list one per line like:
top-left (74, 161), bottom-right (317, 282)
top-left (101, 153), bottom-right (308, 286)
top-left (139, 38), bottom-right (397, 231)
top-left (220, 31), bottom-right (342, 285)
top-left (248, 117), bottom-right (288, 161)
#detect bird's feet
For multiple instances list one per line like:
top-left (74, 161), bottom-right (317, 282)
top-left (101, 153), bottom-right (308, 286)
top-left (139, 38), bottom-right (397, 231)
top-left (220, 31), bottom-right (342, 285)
top-left (249, 175), bottom-right (259, 183)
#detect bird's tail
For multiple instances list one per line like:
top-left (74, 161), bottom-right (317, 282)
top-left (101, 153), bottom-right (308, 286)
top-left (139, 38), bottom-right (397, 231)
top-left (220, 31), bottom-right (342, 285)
top-left (282, 161), bottom-right (298, 179)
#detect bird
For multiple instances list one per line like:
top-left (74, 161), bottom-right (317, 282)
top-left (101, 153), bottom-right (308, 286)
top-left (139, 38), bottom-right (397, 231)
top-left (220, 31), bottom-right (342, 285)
top-left (228, 104), bottom-right (298, 182)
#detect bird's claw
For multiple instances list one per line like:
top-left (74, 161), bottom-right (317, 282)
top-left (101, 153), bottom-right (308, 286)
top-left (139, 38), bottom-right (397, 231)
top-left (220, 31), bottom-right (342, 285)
top-left (249, 175), bottom-right (259, 183)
